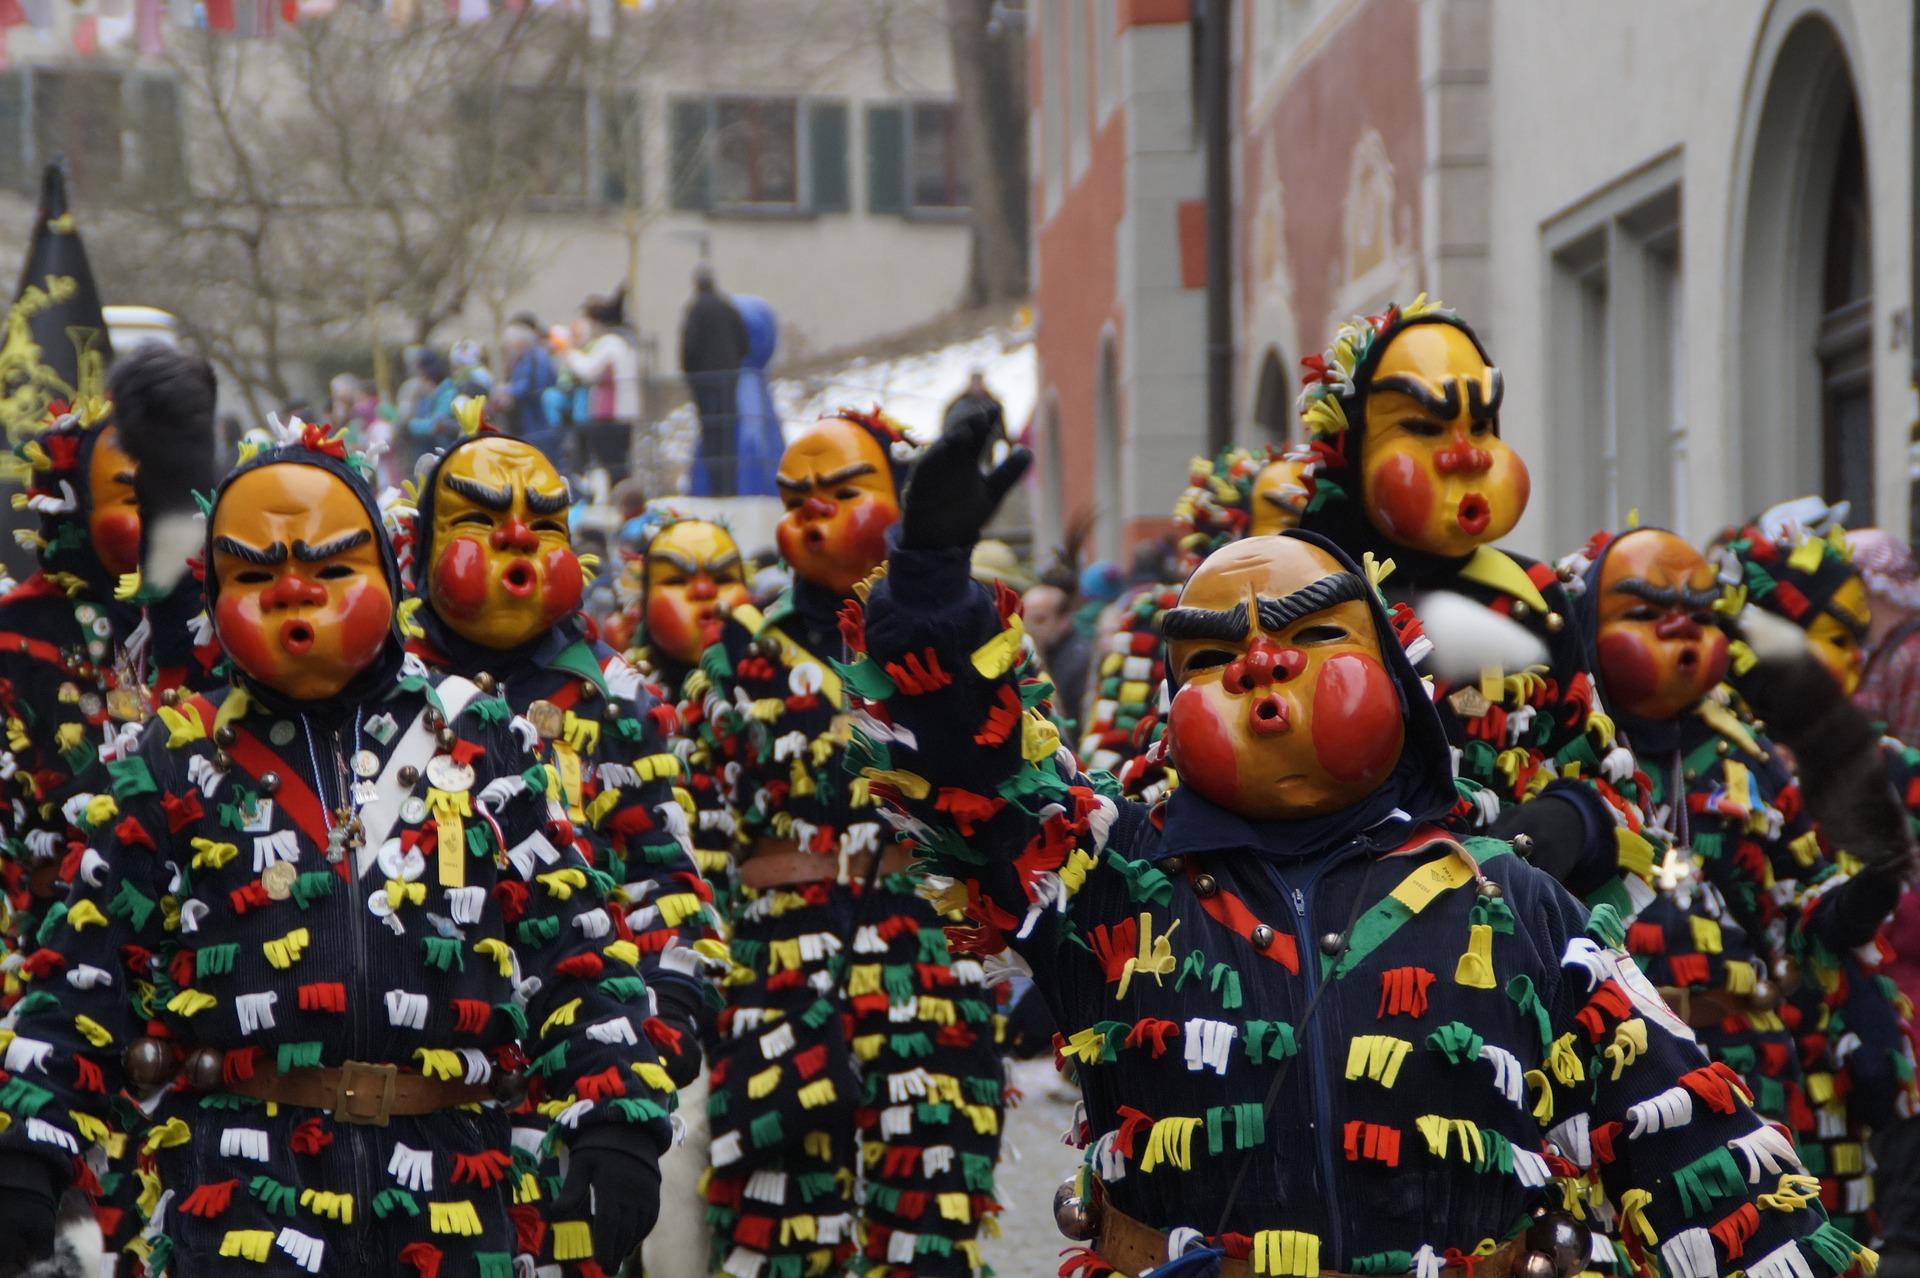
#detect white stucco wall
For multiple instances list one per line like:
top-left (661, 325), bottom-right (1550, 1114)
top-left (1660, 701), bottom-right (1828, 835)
top-left (1477, 0), bottom-right (1914, 557)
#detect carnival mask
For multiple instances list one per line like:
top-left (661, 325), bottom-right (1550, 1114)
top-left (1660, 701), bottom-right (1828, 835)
top-left (645, 519), bottom-right (750, 667)
top-left (1358, 322), bottom-right (1529, 558)
top-left (87, 425), bottom-right (141, 578)
top-left (1162, 536), bottom-right (1405, 819)
top-left (1594, 530), bottom-right (1730, 721)
top-left (1804, 572), bottom-right (1871, 697)
top-left (210, 464), bottom-right (393, 701)
top-left (426, 436), bottom-right (582, 650)
top-left (1248, 455), bottom-right (1310, 537)
top-left (775, 418), bottom-right (900, 596)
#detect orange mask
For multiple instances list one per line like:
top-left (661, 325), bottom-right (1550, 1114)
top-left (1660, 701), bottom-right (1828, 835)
top-left (1804, 573), bottom-right (1870, 697)
top-left (1594, 531), bottom-right (1730, 721)
top-left (1247, 455), bottom-right (1310, 537)
top-left (1358, 322), bottom-right (1530, 557)
top-left (645, 520), bottom-right (750, 667)
top-left (775, 419), bottom-right (900, 596)
top-left (426, 437), bottom-right (582, 650)
top-left (1163, 536), bottom-right (1405, 819)
top-left (210, 464), bottom-right (394, 701)
top-left (87, 426), bottom-right (141, 578)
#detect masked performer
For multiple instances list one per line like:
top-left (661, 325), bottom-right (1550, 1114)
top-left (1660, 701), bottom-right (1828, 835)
top-left (1295, 298), bottom-right (1653, 917)
top-left (702, 408), bottom-right (1004, 1278)
top-left (396, 421), bottom-right (728, 1272)
top-left (0, 423), bottom-right (671, 1276)
top-left (842, 410), bottom-right (1878, 1278)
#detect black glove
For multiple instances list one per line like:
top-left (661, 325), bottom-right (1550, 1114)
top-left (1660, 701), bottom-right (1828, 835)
top-left (553, 1129), bottom-right (662, 1270)
top-left (1739, 651), bottom-right (1875, 758)
top-left (0, 1156), bottom-right (58, 1268)
top-left (649, 977), bottom-right (707, 1091)
top-left (900, 398), bottom-right (1032, 552)
top-left (1489, 791), bottom-right (1612, 898)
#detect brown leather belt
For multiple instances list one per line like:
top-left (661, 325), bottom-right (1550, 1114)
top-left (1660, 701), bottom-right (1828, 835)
top-left (738, 838), bottom-right (917, 890)
top-left (225, 1061), bottom-right (491, 1126)
top-left (1659, 986), bottom-right (1754, 1029)
top-left (1095, 1200), bottom-right (1524, 1278)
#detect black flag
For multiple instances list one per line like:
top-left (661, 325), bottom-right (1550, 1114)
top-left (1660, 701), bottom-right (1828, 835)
top-left (1, 161), bottom-right (112, 442)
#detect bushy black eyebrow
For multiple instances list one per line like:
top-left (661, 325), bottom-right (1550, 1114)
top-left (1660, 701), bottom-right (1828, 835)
top-left (525, 485), bottom-right (570, 515)
top-left (1162, 601), bottom-right (1250, 642)
top-left (1255, 572), bottom-right (1369, 631)
top-left (444, 474), bottom-right (513, 510)
top-left (1614, 578), bottom-right (1722, 611)
top-left (213, 536), bottom-right (288, 565)
top-left (1372, 375), bottom-right (1459, 420)
top-left (293, 530), bottom-right (371, 561)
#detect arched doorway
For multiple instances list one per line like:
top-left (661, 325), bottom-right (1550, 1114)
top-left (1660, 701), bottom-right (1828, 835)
top-left (1252, 347), bottom-right (1291, 444)
top-left (1733, 11), bottom-right (1871, 520)
top-left (1095, 335), bottom-right (1121, 558)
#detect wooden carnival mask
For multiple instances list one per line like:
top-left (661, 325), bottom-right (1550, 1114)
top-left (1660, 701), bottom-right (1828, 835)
top-left (1247, 454), bottom-right (1310, 537)
top-left (87, 425), bottom-right (141, 578)
top-left (1162, 536), bottom-right (1405, 819)
top-left (210, 463), bottom-right (393, 701)
top-left (1594, 530), bottom-right (1730, 721)
top-left (1804, 572), bottom-right (1871, 697)
top-left (1358, 322), bottom-right (1529, 558)
top-left (645, 519), bottom-right (750, 667)
top-left (427, 436), bottom-right (583, 650)
top-left (775, 418), bottom-right (900, 597)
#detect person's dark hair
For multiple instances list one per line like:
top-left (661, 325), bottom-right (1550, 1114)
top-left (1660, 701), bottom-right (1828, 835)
top-left (416, 349), bottom-right (449, 383)
top-left (583, 284), bottom-right (628, 328)
top-left (693, 264), bottom-right (716, 293)
top-left (508, 310), bottom-right (543, 333)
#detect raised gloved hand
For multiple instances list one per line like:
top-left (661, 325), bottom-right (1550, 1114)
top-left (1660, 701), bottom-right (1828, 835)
top-left (553, 1130), bottom-right (662, 1270)
top-left (1489, 790), bottom-right (1612, 899)
top-left (648, 977), bottom-right (707, 1091)
top-left (0, 1157), bottom-right (58, 1269)
top-left (900, 398), bottom-right (1032, 553)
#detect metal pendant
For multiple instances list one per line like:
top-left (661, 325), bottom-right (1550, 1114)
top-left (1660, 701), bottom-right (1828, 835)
top-left (261, 862), bottom-right (298, 901)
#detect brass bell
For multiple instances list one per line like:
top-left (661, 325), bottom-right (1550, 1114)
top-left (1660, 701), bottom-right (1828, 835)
top-left (122, 1037), bottom-right (176, 1087)
top-left (578, 682), bottom-right (599, 701)
top-left (259, 772), bottom-right (281, 796)
top-left (1476, 879), bottom-right (1503, 899)
top-left (753, 638), bottom-right (781, 661)
top-left (214, 725), bottom-right (236, 748)
top-left (1052, 1177), bottom-right (1096, 1242)
top-left (161, 688), bottom-right (180, 707)
top-left (1544, 613), bottom-right (1565, 634)
top-left (398, 765), bottom-right (420, 788)
top-left (184, 1047), bottom-right (226, 1092)
top-left (1250, 924), bottom-right (1274, 950)
top-left (1521, 1211), bottom-right (1589, 1277)
top-left (1319, 932), bottom-right (1345, 957)
top-left (490, 1068), bottom-right (527, 1105)
top-left (474, 672), bottom-right (497, 694)
top-left (1749, 980), bottom-right (1780, 1012)
top-left (1511, 834), bottom-right (1534, 857)
top-left (1512, 601), bottom-right (1531, 620)
top-left (1193, 874), bottom-right (1217, 898)
top-left (212, 749), bottom-right (232, 772)
top-left (436, 728), bottom-right (457, 750)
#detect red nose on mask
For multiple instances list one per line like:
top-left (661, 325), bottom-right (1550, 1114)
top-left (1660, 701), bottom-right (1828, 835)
top-left (1223, 639), bottom-right (1307, 695)
top-left (1434, 430), bottom-right (1493, 475)
top-left (689, 577), bottom-right (717, 601)
top-left (1654, 612), bottom-right (1702, 641)
top-left (490, 518), bottom-right (540, 553)
top-left (802, 496), bottom-right (838, 520)
top-left (260, 573), bottom-right (327, 610)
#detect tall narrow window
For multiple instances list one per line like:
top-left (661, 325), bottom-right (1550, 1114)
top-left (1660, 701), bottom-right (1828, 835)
top-left (1818, 105), bottom-right (1873, 524)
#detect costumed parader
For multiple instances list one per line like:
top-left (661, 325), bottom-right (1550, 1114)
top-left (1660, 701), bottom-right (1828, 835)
top-left (0, 422), bottom-right (673, 1276)
top-left (700, 407), bottom-right (1006, 1278)
top-left (1561, 523), bottom-right (1914, 1250)
top-left (393, 410), bottom-right (729, 1275)
top-left (1295, 298), bottom-right (1655, 918)
top-left (845, 407), bottom-right (1881, 1278)
top-left (1079, 446), bottom-right (1309, 788)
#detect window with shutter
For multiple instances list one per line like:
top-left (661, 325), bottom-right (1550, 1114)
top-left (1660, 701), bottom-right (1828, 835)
top-left (132, 76), bottom-right (185, 197)
top-left (865, 103), bottom-right (906, 215)
top-left (599, 91), bottom-right (642, 207)
top-left (808, 100), bottom-right (849, 214)
top-left (908, 102), bottom-right (967, 210)
top-left (34, 69), bottom-right (124, 197)
top-left (669, 98), bottom-right (713, 211)
top-left (712, 97), bottom-right (799, 208)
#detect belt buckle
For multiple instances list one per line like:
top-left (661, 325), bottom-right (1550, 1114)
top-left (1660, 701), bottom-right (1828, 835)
top-left (335, 1060), bottom-right (398, 1126)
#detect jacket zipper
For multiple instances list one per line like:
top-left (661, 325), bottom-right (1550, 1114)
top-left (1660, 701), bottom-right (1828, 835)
top-left (1285, 864), bottom-right (1347, 1266)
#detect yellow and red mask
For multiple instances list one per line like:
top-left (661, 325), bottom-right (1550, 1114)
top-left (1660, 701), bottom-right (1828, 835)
top-left (1162, 536), bottom-right (1405, 819)
top-left (775, 418), bottom-right (901, 596)
top-left (1804, 573), bottom-right (1870, 696)
top-left (1247, 454), bottom-right (1310, 537)
top-left (645, 519), bottom-right (750, 667)
top-left (1354, 320), bottom-right (1529, 558)
top-left (1593, 530), bottom-right (1730, 721)
top-left (87, 425), bottom-right (141, 578)
top-left (424, 436), bottom-right (582, 650)
top-left (210, 463), bottom-right (394, 701)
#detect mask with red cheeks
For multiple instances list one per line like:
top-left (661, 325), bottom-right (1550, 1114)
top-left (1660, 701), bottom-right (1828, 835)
top-left (1357, 321), bottom-right (1530, 558)
top-left (1594, 530), bottom-right (1730, 721)
top-left (210, 464), bottom-right (394, 701)
top-left (86, 426), bottom-right (142, 578)
top-left (426, 437), bottom-right (581, 650)
top-left (1163, 536), bottom-right (1405, 820)
top-left (644, 519), bottom-right (751, 667)
top-left (774, 419), bottom-right (901, 597)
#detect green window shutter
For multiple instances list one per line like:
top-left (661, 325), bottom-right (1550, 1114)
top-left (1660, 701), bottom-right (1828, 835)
top-left (865, 103), bottom-right (906, 216)
top-left (669, 98), bottom-right (711, 211)
top-left (133, 76), bottom-right (185, 197)
top-left (599, 91), bottom-right (641, 207)
top-left (807, 99), bottom-right (849, 214)
top-left (0, 72), bottom-right (24, 193)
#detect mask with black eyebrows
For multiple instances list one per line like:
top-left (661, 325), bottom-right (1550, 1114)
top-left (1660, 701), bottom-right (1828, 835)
top-left (1161, 535), bottom-right (1406, 820)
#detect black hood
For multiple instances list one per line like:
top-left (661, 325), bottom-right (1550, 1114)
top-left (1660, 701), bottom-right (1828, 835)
top-left (202, 445), bottom-right (406, 719)
top-left (1156, 528), bottom-right (1460, 862)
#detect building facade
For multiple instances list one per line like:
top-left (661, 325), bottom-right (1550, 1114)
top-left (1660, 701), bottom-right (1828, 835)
top-left (1029, 0), bottom-right (1918, 563)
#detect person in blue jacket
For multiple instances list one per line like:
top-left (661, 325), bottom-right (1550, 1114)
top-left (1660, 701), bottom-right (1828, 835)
top-left (842, 409), bottom-right (1877, 1278)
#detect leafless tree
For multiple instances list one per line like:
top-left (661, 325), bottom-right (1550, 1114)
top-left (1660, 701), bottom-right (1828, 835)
top-left (947, 0), bottom-right (1028, 305)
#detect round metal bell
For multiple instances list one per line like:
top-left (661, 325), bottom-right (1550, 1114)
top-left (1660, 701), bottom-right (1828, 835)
top-left (474, 672), bottom-right (497, 694)
top-left (259, 771), bottom-right (281, 796)
top-left (1476, 879), bottom-right (1503, 898)
top-left (214, 725), bottom-right (237, 747)
top-left (490, 1069), bottom-right (528, 1106)
top-left (1544, 613), bottom-right (1565, 633)
top-left (398, 765), bottom-right (420, 788)
top-left (436, 728), bottom-right (457, 750)
top-left (1052, 1177), bottom-right (1095, 1242)
top-left (1251, 924), bottom-right (1274, 950)
top-left (122, 1037), bottom-right (176, 1087)
top-left (1161, 857), bottom-right (1184, 873)
top-left (1516, 1254), bottom-right (1557, 1278)
top-left (1511, 834), bottom-right (1534, 856)
top-left (161, 687), bottom-right (180, 707)
top-left (212, 749), bottom-right (231, 772)
top-left (1319, 932), bottom-right (1345, 957)
top-left (1193, 874), bottom-right (1217, 898)
top-left (578, 682), bottom-right (599, 701)
top-left (1522, 1211), bottom-right (1589, 1277)
top-left (1748, 980), bottom-right (1780, 1012)
top-left (184, 1047), bottom-right (226, 1092)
